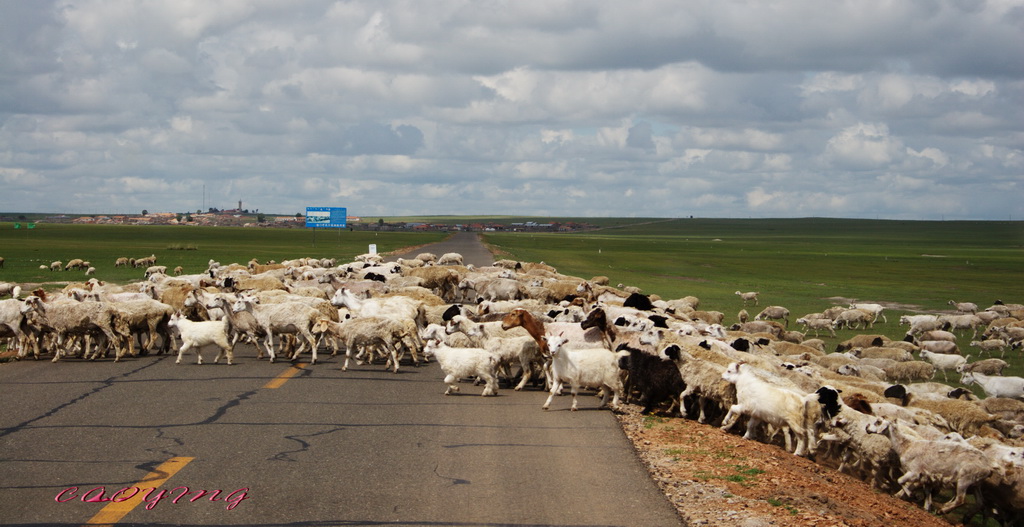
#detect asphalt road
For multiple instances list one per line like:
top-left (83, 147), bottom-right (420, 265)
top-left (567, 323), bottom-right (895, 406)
top-left (0, 234), bottom-right (684, 527)
top-left (386, 231), bottom-right (496, 267)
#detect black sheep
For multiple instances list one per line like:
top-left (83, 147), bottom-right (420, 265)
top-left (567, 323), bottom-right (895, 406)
top-left (618, 344), bottom-right (686, 416)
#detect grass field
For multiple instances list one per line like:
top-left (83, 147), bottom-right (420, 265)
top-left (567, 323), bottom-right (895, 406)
top-left (2, 218), bottom-right (1022, 383)
top-left (0, 222), bottom-right (446, 285)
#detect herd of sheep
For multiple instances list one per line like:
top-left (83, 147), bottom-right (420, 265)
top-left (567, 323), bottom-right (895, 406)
top-left (1, 250), bottom-right (1024, 522)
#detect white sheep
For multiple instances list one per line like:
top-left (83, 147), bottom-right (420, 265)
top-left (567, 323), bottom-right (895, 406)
top-left (948, 300), bottom-right (979, 314)
top-left (795, 316), bottom-right (835, 338)
top-left (754, 305), bottom-right (790, 327)
top-left (818, 409), bottom-right (899, 489)
top-left (326, 316), bottom-right (420, 373)
top-left (882, 361), bottom-right (936, 383)
top-left (662, 344), bottom-right (735, 425)
top-left (969, 338), bottom-right (1009, 358)
top-left (720, 361), bottom-right (819, 457)
top-left (168, 312), bottom-right (234, 365)
top-left (231, 296), bottom-right (321, 364)
top-left (918, 349), bottom-right (967, 381)
top-left (0, 283), bottom-right (21, 300)
top-left (437, 252), bottom-right (464, 266)
top-left (483, 335), bottom-right (543, 391)
top-left (832, 308), bottom-right (874, 330)
top-left (938, 313), bottom-right (984, 339)
top-left (848, 346), bottom-right (913, 362)
top-left (541, 333), bottom-right (622, 411)
top-left (422, 338), bottom-right (499, 396)
top-left (867, 418), bottom-right (994, 514)
top-left (849, 303), bottom-right (887, 323)
top-left (734, 291), bottom-right (759, 306)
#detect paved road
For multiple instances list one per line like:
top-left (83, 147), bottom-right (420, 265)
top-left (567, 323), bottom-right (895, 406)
top-left (387, 230), bottom-right (495, 267)
top-left (0, 233), bottom-right (684, 526)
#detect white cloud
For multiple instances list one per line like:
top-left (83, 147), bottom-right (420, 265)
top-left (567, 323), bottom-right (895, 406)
top-left (0, 1), bottom-right (1020, 220)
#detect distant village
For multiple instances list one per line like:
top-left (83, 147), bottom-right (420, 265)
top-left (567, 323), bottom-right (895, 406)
top-left (3, 207), bottom-right (598, 233)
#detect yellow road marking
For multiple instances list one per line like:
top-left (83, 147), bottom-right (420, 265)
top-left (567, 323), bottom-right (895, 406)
top-left (83, 456), bottom-right (194, 526)
top-left (263, 363), bottom-right (307, 389)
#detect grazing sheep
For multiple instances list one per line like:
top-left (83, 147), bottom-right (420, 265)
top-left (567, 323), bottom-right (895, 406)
top-left (835, 334), bottom-right (889, 351)
top-left (754, 305), bottom-right (790, 327)
top-left (734, 291), bottom-right (759, 306)
top-left (832, 309), bottom-right (875, 330)
top-left (918, 340), bottom-right (959, 355)
top-left (939, 314), bottom-right (984, 339)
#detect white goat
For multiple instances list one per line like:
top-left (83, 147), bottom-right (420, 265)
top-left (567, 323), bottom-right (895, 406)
top-left (541, 333), bottom-right (622, 411)
top-left (720, 361), bottom-right (818, 457)
top-left (168, 312), bottom-right (234, 365)
top-left (423, 338), bottom-right (499, 396)
top-left (919, 349), bottom-right (966, 381)
top-left (960, 371), bottom-right (1024, 400)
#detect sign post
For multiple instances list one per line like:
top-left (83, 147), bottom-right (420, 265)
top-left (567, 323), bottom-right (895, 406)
top-left (305, 207), bottom-right (347, 247)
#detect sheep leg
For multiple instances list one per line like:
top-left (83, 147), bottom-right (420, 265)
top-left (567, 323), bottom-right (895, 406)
top-left (263, 330), bottom-right (277, 363)
top-left (542, 384), bottom-right (558, 410)
top-left (513, 355), bottom-right (534, 391)
top-left (176, 342), bottom-right (192, 364)
top-left (480, 372), bottom-right (498, 396)
top-left (443, 374), bottom-right (460, 395)
top-left (720, 405), bottom-right (742, 432)
top-left (938, 481), bottom-right (971, 514)
top-left (570, 383), bottom-right (580, 411)
top-left (744, 417), bottom-right (764, 441)
top-left (342, 350), bottom-right (351, 371)
top-left (302, 331), bottom-right (318, 365)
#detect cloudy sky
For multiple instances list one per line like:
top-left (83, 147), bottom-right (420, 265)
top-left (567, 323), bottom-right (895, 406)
top-left (1, 1), bottom-right (1022, 220)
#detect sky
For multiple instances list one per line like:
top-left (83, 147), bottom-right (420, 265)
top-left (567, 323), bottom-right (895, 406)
top-left (1, 1), bottom-right (1022, 220)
